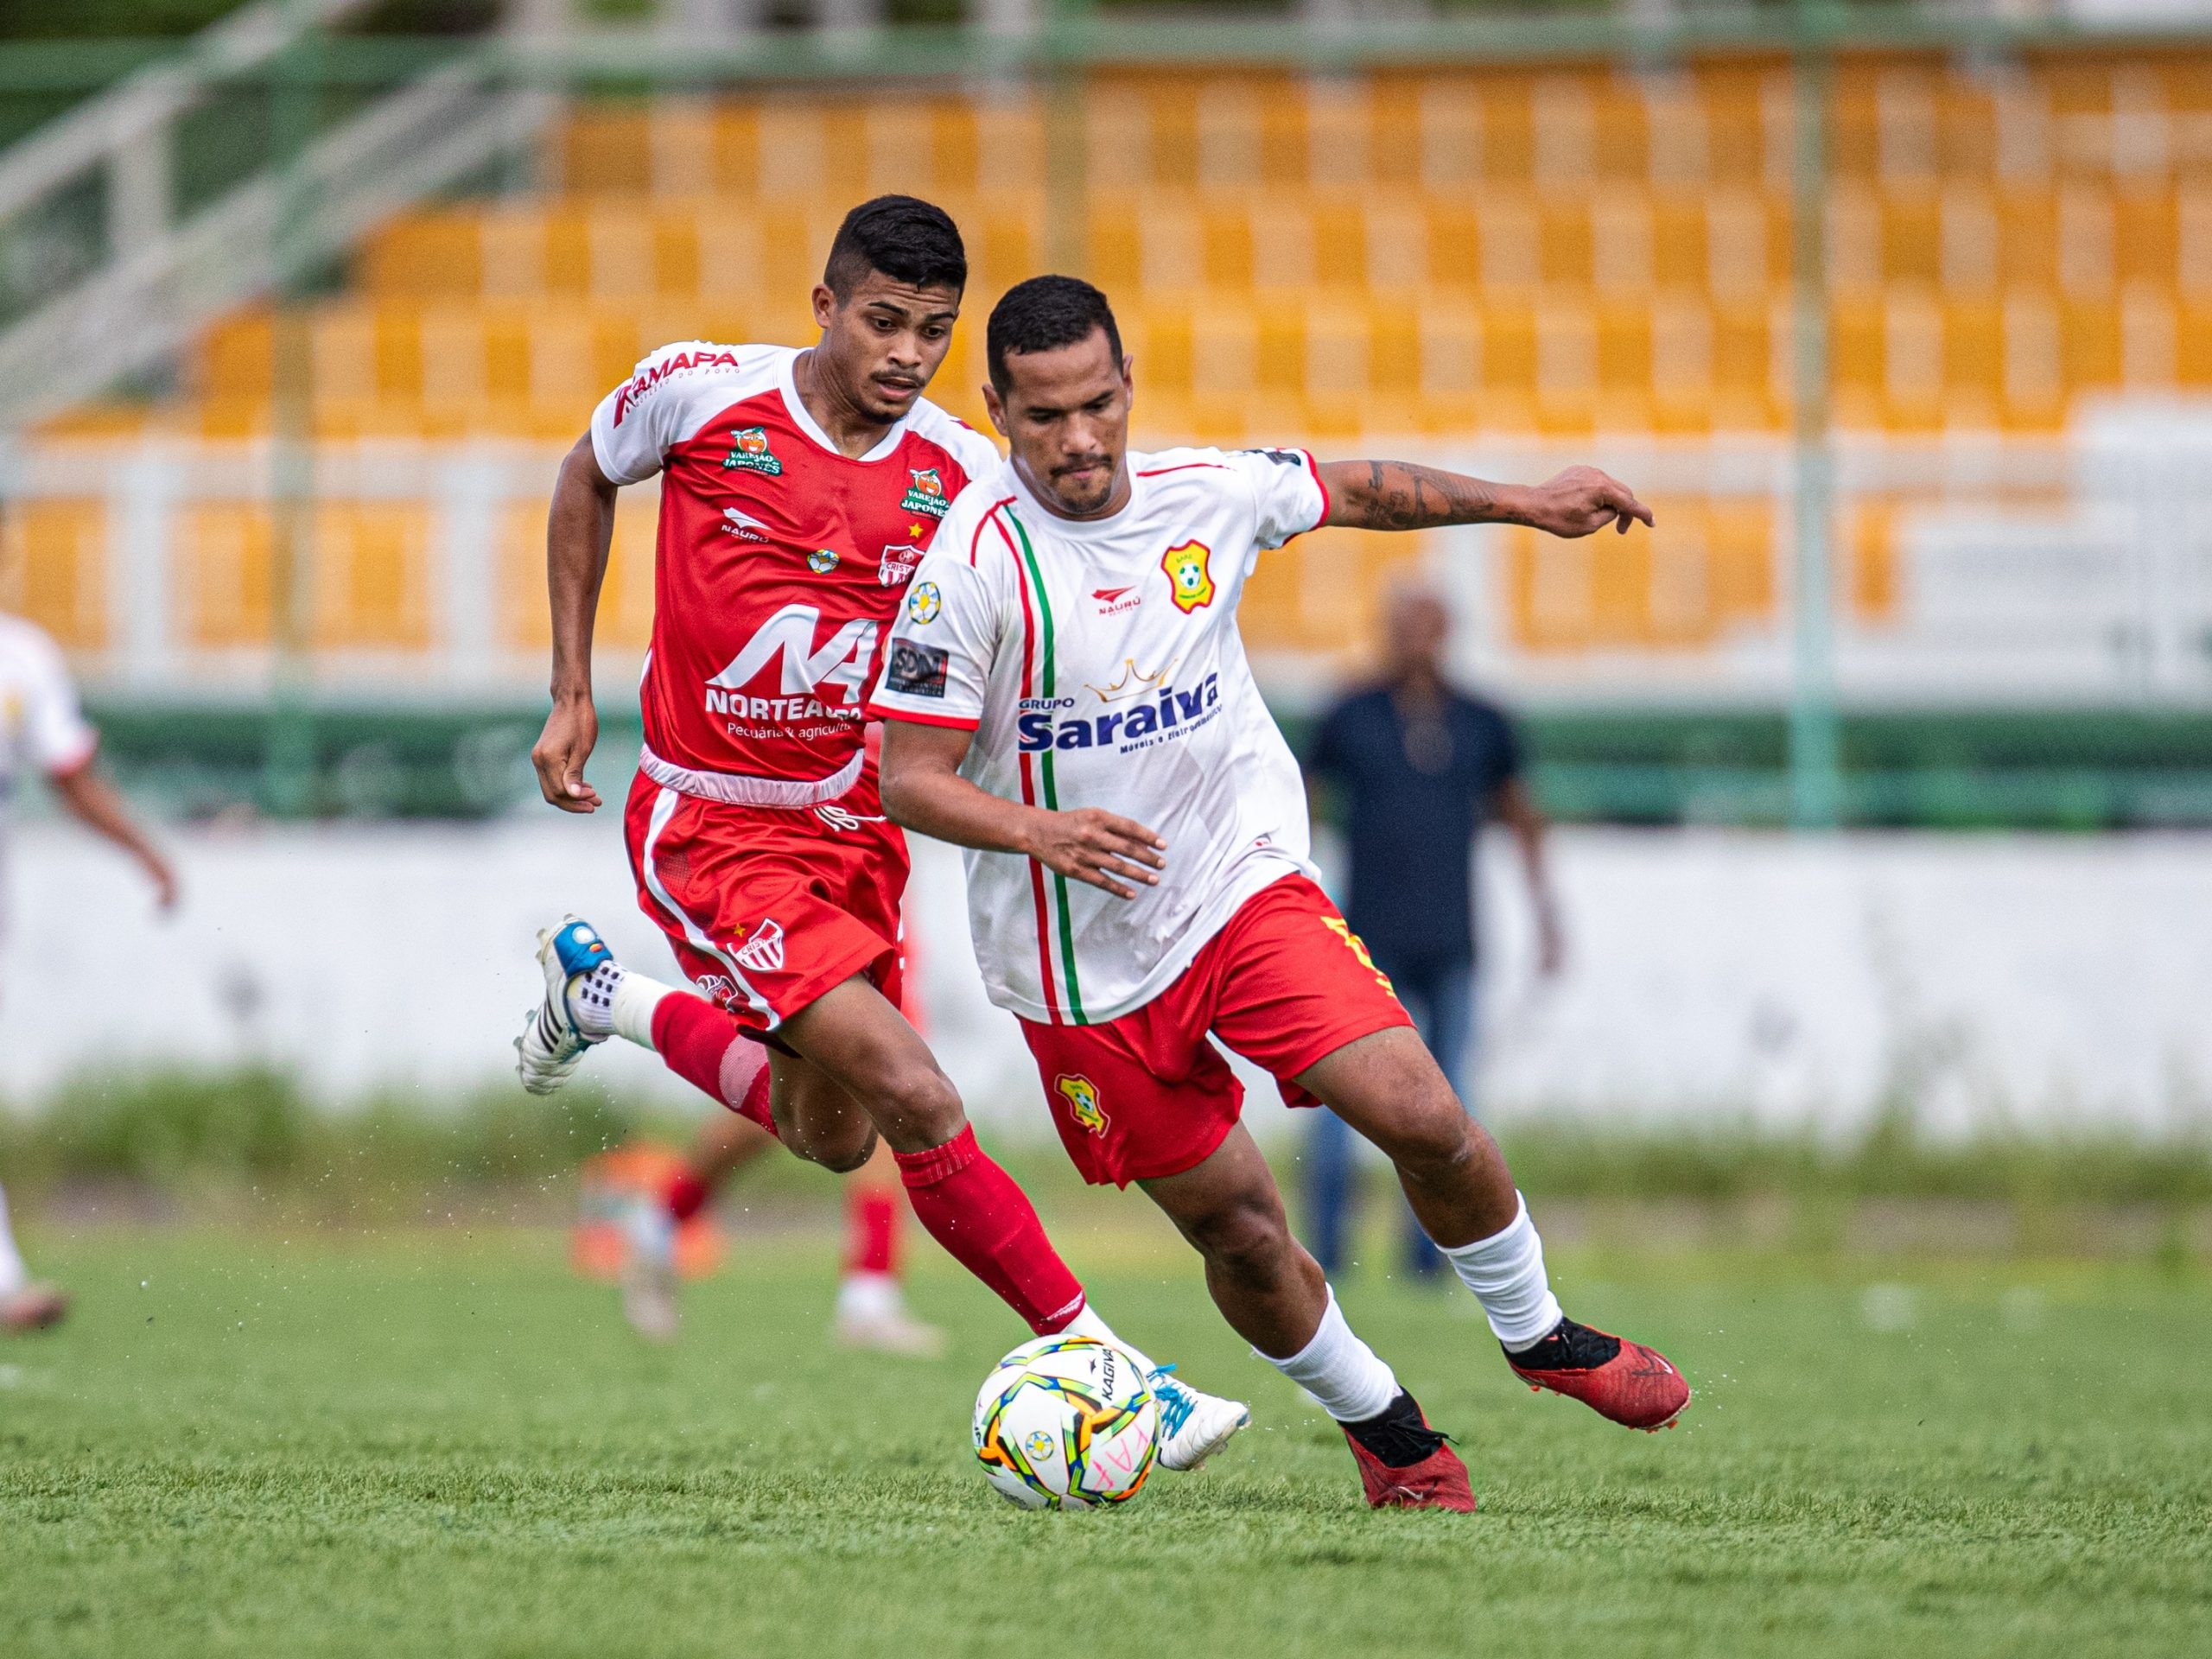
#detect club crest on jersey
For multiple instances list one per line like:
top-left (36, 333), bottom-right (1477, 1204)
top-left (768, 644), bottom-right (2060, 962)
top-left (734, 919), bottom-right (786, 974)
top-left (721, 427), bottom-right (783, 476)
top-left (878, 542), bottom-right (925, 586)
top-left (1161, 540), bottom-right (1216, 613)
top-left (899, 467), bottom-right (950, 517)
top-left (1055, 1074), bottom-right (1109, 1135)
top-left (908, 581), bottom-right (942, 624)
top-left (807, 548), bottom-right (840, 574)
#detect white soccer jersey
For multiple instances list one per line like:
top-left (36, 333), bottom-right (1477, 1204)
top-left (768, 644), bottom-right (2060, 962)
top-left (0, 613), bottom-right (97, 937)
top-left (869, 446), bottom-right (1331, 1026)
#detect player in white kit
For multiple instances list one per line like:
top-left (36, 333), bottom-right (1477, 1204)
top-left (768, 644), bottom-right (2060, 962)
top-left (0, 610), bottom-right (176, 1332)
top-left (874, 276), bottom-right (1686, 1510)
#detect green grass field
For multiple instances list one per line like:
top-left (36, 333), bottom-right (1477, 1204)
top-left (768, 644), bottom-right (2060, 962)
top-left (3, 1218), bottom-right (2209, 1658)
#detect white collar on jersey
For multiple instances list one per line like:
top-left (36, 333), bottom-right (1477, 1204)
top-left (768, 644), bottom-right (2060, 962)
top-left (776, 348), bottom-right (914, 466)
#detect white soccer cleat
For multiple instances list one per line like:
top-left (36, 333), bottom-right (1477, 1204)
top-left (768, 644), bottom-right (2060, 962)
top-left (619, 1193), bottom-right (681, 1343)
top-left (832, 1273), bottom-right (948, 1358)
top-left (1147, 1365), bottom-right (1251, 1472)
top-left (514, 915), bottom-right (613, 1096)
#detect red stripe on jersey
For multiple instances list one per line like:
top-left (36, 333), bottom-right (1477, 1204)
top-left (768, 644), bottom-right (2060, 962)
top-left (968, 494), bottom-right (1014, 567)
top-left (867, 704), bottom-right (978, 731)
top-left (1305, 448), bottom-right (1332, 526)
top-left (995, 504), bottom-right (1063, 1026)
top-left (1136, 462), bottom-right (1232, 478)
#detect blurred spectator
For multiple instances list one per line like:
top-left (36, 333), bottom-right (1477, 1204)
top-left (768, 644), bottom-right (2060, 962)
top-left (1300, 580), bottom-right (1560, 1280)
top-left (1, 608), bottom-right (175, 1333)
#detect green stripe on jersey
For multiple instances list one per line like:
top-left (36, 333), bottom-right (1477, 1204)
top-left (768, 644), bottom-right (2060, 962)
top-left (1007, 509), bottom-right (1087, 1026)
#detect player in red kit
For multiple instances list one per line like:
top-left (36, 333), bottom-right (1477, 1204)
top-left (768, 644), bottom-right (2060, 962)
top-left (514, 197), bottom-right (1245, 1467)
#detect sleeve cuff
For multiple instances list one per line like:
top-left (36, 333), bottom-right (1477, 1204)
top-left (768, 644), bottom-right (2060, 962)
top-left (1305, 448), bottom-right (1332, 529)
top-left (42, 731), bottom-right (98, 779)
top-left (867, 703), bottom-right (981, 731)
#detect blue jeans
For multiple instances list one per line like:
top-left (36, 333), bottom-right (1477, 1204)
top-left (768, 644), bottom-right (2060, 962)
top-left (1301, 954), bottom-right (1477, 1280)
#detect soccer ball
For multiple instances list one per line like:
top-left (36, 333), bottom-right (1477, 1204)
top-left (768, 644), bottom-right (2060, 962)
top-left (971, 1335), bottom-right (1159, 1510)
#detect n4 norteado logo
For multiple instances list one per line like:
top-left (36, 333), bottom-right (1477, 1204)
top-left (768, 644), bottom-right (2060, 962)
top-left (1018, 671), bottom-right (1219, 752)
top-left (703, 604), bottom-right (875, 720)
top-left (721, 427), bottom-right (783, 475)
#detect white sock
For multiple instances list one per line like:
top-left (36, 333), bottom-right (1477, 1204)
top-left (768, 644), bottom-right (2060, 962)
top-left (0, 1180), bottom-right (29, 1299)
top-left (1259, 1287), bottom-right (1399, 1423)
top-left (1058, 1301), bottom-right (1158, 1376)
top-left (836, 1269), bottom-right (904, 1325)
top-left (567, 962), bottom-right (673, 1047)
top-left (1440, 1192), bottom-right (1564, 1351)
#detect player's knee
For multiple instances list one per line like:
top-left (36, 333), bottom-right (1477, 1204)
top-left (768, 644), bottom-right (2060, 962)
top-left (1374, 1080), bottom-right (1477, 1181)
top-left (784, 1116), bottom-right (878, 1174)
top-left (870, 1065), bottom-right (964, 1149)
top-left (1189, 1197), bottom-right (1295, 1284)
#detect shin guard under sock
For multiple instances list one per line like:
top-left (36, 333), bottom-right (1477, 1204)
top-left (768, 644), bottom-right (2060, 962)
top-left (893, 1125), bottom-right (1084, 1335)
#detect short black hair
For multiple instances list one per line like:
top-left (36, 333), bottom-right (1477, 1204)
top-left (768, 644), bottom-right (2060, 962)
top-left (822, 195), bottom-right (967, 300)
top-left (987, 275), bottom-right (1124, 395)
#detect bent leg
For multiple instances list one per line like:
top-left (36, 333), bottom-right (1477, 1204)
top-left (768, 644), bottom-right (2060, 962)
top-left (1139, 1122), bottom-right (1328, 1358)
top-left (779, 975), bottom-right (1086, 1335)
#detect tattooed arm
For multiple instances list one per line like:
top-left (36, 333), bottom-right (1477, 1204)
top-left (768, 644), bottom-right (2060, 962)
top-left (1316, 460), bottom-right (1654, 538)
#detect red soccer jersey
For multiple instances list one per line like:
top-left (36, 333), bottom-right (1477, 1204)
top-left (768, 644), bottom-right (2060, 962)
top-left (589, 340), bottom-right (998, 805)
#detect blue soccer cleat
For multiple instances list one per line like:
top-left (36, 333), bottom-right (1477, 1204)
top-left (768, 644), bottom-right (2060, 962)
top-left (514, 915), bottom-right (613, 1096)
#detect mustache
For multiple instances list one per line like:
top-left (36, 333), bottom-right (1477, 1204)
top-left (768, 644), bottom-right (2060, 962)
top-left (1052, 455), bottom-right (1111, 477)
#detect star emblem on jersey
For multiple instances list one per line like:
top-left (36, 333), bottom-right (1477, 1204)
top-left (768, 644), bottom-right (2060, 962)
top-left (1055, 1074), bottom-right (1109, 1135)
top-left (1161, 540), bottom-right (1216, 613)
top-left (721, 426), bottom-right (783, 476)
top-left (900, 467), bottom-right (950, 517)
top-left (807, 548), bottom-right (840, 574)
top-left (734, 919), bottom-right (786, 974)
top-left (908, 581), bottom-right (943, 624)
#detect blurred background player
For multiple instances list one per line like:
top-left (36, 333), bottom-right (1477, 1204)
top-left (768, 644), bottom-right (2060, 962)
top-left (578, 918), bottom-right (944, 1355)
top-left (1300, 580), bottom-right (1561, 1281)
top-left (0, 607), bottom-right (175, 1334)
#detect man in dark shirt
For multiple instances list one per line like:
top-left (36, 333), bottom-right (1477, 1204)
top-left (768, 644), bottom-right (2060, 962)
top-left (1301, 582), bottom-right (1561, 1278)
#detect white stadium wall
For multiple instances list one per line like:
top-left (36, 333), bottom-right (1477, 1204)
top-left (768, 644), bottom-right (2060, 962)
top-left (3, 817), bottom-right (2210, 1141)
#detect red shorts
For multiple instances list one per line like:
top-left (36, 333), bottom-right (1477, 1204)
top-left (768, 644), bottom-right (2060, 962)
top-left (624, 766), bottom-right (907, 1042)
top-left (1019, 873), bottom-right (1414, 1186)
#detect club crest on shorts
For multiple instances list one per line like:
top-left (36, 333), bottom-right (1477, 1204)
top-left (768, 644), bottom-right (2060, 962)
top-left (1054, 1074), bottom-right (1109, 1135)
top-left (1160, 540), bottom-right (1216, 613)
top-left (734, 919), bottom-right (786, 974)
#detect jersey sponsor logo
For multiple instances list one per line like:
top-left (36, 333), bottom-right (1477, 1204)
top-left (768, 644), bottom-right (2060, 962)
top-left (1054, 1074), bottom-right (1109, 1135)
top-left (1091, 585), bottom-right (1141, 615)
top-left (1084, 657), bottom-right (1171, 702)
top-left (1016, 671), bottom-right (1220, 753)
top-left (734, 919), bottom-right (786, 974)
top-left (813, 803), bottom-right (885, 832)
top-left (692, 972), bottom-right (741, 1008)
top-left (1237, 447), bottom-right (1306, 469)
top-left (885, 639), bottom-right (949, 697)
top-left (807, 548), bottom-right (841, 574)
top-left (899, 467), bottom-right (950, 517)
top-left (1321, 917), bottom-right (1395, 994)
top-left (721, 426), bottom-right (784, 475)
top-left (704, 605), bottom-right (878, 723)
top-left (878, 541), bottom-right (924, 586)
top-left (1161, 540), bottom-right (1216, 613)
top-left (721, 506), bottom-right (771, 541)
top-left (907, 581), bottom-right (942, 624)
top-left (612, 346), bottom-right (741, 424)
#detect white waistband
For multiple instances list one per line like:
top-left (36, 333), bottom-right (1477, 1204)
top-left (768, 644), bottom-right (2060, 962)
top-left (638, 742), bottom-right (863, 809)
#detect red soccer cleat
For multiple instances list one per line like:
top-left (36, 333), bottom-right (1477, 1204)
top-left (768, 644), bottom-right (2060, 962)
top-left (1507, 1319), bottom-right (1689, 1432)
top-left (1338, 1391), bottom-right (1477, 1512)
top-left (1343, 1431), bottom-right (1477, 1512)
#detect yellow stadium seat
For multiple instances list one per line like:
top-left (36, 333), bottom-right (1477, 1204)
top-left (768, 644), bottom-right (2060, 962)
top-left (3, 499), bottom-right (105, 651)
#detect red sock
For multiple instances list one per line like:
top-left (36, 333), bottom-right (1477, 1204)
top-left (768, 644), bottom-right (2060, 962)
top-left (893, 1126), bottom-right (1084, 1335)
top-left (846, 1187), bottom-right (900, 1277)
top-left (664, 1167), bottom-right (710, 1223)
top-left (650, 995), bottom-right (778, 1139)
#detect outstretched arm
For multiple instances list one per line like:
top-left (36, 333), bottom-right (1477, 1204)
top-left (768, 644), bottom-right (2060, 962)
top-left (530, 434), bottom-right (620, 814)
top-left (49, 761), bottom-right (177, 912)
top-left (879, 720), bottom-right (1166, 902)
top-left (1318, 461), bottom-right (1653, 538)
